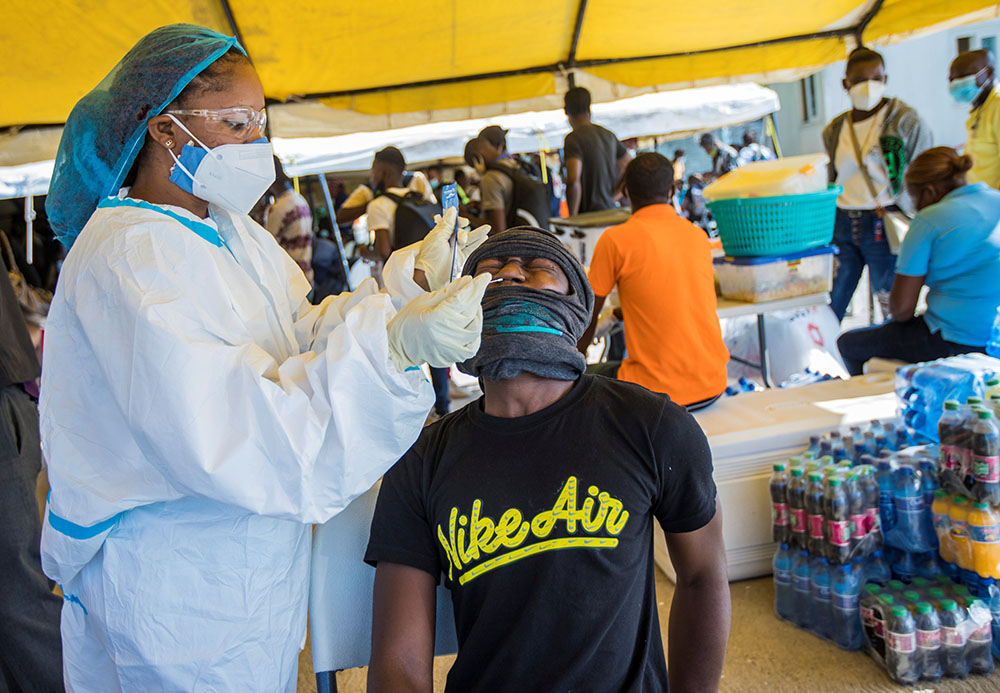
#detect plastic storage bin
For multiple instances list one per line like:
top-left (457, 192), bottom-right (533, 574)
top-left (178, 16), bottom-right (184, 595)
top-left (714, 245), bottom-right (836, 302)
top-left (703, 153), bottom-right (829, 201)
top-left (707, 185), bottom-right (841, 257)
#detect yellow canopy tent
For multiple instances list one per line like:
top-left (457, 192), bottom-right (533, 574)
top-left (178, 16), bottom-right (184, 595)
top-left (4, 0), bottom-right (999, 141)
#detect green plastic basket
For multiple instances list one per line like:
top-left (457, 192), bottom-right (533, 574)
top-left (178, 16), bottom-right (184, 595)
top-left (706, 184), bottom-right (842, 257)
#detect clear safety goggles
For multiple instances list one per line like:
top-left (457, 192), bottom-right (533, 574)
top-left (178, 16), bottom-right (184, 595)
top-left (165, 106), bottom-right (267, 138)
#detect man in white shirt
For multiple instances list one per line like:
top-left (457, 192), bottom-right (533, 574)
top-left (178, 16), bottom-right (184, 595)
top-left (335, 147), bottom-right (436, 262)
top-left (949, 49), bottom-right (1000, 189)
top-left (822, 46), bottom-right (932, 322)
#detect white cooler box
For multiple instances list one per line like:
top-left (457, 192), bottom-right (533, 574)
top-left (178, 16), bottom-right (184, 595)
top-left (549, 208), bottom-right (631, 266)
top-left (654, 372), bottom-right (897, 583)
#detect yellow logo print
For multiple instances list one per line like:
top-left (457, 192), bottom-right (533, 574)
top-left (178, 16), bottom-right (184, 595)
top-left (437, 476), bottom-right (629, 585)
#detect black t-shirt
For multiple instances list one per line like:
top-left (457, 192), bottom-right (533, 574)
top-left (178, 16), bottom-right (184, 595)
top-left (563, 123), bottom-right (627, 214)
top-left (0, 255), bottom-right (40, 390)
top-left (365, 375), bottom-right (716, 692)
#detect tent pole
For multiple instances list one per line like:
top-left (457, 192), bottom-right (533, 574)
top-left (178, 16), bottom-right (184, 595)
top-left (317, 173), bottom-right (353, 290)
top-left (219, 0), bottom-right (252, 62)
top-left (24, 194), bottom-right (34, 264)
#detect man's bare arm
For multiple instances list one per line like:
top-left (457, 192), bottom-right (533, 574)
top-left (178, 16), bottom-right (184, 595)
top-left (336, 201), bottom-right (367, 225)
top-left (368, 562), bottom-right (437, 693)
top-left (664, 499), bottom-right (730, 692)
top-left (889, 273), bottom-right (925, 322)
top-left (565, 157), bottom-right (583, 217)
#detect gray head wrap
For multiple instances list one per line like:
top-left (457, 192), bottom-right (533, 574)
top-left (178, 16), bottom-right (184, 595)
top-left (458, 226), bottom-right (595, 382)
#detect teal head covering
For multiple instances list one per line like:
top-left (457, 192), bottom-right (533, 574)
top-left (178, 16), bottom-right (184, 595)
top-left (47, 24), bottom-right (243, 248)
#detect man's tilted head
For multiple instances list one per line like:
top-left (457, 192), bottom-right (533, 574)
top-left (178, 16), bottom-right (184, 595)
top-left (459, 226), bottom-right (594, 381)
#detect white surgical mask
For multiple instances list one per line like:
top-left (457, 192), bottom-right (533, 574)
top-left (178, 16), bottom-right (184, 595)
top-left (848, 80), bottom-right (885, 112)
top-left (166, 114), bottom-right (275, 215)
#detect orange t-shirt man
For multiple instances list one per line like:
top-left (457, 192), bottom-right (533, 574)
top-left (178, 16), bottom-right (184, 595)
top-left (588, 202), bottom-right (729, 406)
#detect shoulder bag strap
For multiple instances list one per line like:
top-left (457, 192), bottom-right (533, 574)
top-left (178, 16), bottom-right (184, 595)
top-left (846, 117), bottom-right (885, 214)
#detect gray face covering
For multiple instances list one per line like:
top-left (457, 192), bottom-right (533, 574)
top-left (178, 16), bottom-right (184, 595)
top-left (457, 226), bottom-right (594, 382)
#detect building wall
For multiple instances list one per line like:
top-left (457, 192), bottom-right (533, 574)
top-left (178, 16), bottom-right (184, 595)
top-left (769, 18), bottom-right (1000, 157)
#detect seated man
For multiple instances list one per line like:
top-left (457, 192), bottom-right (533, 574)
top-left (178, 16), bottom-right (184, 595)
top-left (365, 226), bottom-right (730, 692)
top-left (580, 153), bottom-right (730, 411)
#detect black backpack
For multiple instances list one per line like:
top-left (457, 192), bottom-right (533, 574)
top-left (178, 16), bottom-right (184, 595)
top-left (486, 162), bottom-right (551, 230)
top-left (383, 191), bottom-right (443, 250)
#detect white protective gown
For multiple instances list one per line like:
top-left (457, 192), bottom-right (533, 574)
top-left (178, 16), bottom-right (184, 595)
top-left (39, 191), bottom-right (433, 692)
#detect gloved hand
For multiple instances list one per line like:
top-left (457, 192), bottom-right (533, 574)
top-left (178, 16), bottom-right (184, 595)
top-left (387, 273), bottom-right (492, 371)
top-left (414, 207), bottom-right (490, 292)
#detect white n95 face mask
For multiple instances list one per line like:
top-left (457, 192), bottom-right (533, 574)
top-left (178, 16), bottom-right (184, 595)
top-left (167, 114), bottom-right (275, 215)
top-left (848, 80), bottom-right (885, 112)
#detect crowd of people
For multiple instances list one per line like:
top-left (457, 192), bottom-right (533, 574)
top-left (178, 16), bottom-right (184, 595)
top-left (2, 21), bottom-right (1000, 693)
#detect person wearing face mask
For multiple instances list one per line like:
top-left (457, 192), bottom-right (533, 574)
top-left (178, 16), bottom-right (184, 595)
top-left (836, 147), bottom-right (1000, 375)
top-left (365, 226), bottom-right (730, 693)
top-left (949, 49), bottom-right (1000, 188)
top-left (822, 46), bottom-right (932, 322)
top-left (41, 24), bottom-right (490, 691)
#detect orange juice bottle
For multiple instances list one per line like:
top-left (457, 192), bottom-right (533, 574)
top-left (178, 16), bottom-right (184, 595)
top-left (932, 491), bottom-right (954, 564)
top-left (949, 496), bottom-right (973, 571)
top-left (967, 501), bottom-right (1000, 579)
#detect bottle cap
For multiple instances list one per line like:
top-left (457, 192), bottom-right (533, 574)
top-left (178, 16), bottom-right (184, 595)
top-left (977, 410), bottom-right (994, 419)
top-left (829, 478), bottom-right (842, 487)
top-left (891, 606), bottom-right (908, 618)
top-left (865, 584), bottom-right (881, 595)
top-left (848, 473), bottom-right (860, 482)
top-left (954, 585), bottom-right (969, 596)
top-left (878, 594), bottom-right (895, 604)
top-left (944, 400), bottom-right (960, 410)
top-left (954, 495), bottom-right (968, 505)
top-left (973, 501), bottom-right (990, 509)
top-left (788, 456), bottom-right (803, 465)
top-left (991, 393), bottom-right (1000, 400)
top-left (929, 588), bottom-right (945, 598)
top-left (916, 602), bottom-right (932, 614)
top-left (936, 575), bottom-right (952, 585)
top-left (912, 577), bottom-right (928, 587)
top-left (773, 463), bottom-right (786, 472)
top-left (968, 397), bottom-right (984, 404)
top-left (820, 456), bottom-right (834, 465)
top-left (790, 468), bottom-right (804, 477)
top-left (809, 472), bottom-right (823, 482)
top-left (941, 599), bottom-right (957, 610)
top-left (903, 590), bottom-right (920, 602)
top-left (987, 378), bottom-right (1000, 387)
top-left (934, 489), bottom-right (947, 498)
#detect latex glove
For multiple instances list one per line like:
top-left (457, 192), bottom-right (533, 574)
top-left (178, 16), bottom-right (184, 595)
top-left (387, 273), bottom-right (492, 371)
top-left (414, 207), bottom-right (490, 292)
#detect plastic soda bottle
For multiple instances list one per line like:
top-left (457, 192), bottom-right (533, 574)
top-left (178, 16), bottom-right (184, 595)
top-left (914, 601), bottom-right (942, 682)
top-left (859, 466), bottom-right (883, 549)
top-left (885, 605), bottom-right (918, 685)
top-left (986, 377), bottom-right (1000, 400)
top-left (917, 552), bottom-right (946, 581)
top-left (773, 544), bottom-right (795, 621)
top-left (845, 473), bottom-right (866, 554)
top-left (938, 401), bottom-right (963, 484)
top-left (806, 472), bottom-right (826, 557)
top-left (825, 478), bottom-right (851, 564)
top-left (860, 584), bottom-right (883, 659)
top-left (950, 496), bottom-right (974, 571)
top-left (831, 563), bottom-right (862, 650)
top-left (931, 491), bottom-right (953, 563)
top-left (963, 398), bottom-right (984, 488)
top-left (787, 468), bottom-right (807, 550)
top-left (864, 549), bottom-right (891, 586)
top-left (892, 552), bottom-right (917, 584)
top-left (874, 593), bottom-right (895, 661)
top-left (939, 598), bottom-right (970, 679)
top-left (876, 460), bottom-right (896, 533)
top-left (769, 463), bottom-right (790, 543)
top-left (968, 502), bottom-right (1000, 580)
top-left (965, 597), bottom-right (994, 675)
top-left (792, 549), bottom-right (812, 629)
top-left (892, 466), bottom-right (929, 551)
top-left (810, 556), bottom-right (833, 639)
top-left (970, 409), bottom-right (1000, 505)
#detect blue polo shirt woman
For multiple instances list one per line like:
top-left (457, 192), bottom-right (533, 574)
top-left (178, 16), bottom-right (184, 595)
top-left (837, 146), bottom-right (1000, 374)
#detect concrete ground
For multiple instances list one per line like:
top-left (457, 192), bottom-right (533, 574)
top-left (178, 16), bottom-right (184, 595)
top-left (297, 567), bottom-right (1000, 692)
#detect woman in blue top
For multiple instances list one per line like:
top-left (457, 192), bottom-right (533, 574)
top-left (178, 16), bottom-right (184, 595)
top-left (837, 146), bottom-right (1000, 375)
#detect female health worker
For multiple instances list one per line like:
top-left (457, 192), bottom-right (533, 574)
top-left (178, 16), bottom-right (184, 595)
top-left (40, 25), bottom-right (490, 691)
top-left (837, 146), bottom-right (1000, 374)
